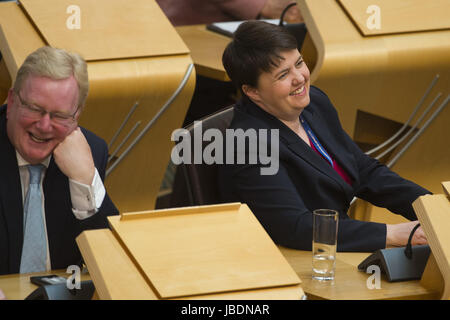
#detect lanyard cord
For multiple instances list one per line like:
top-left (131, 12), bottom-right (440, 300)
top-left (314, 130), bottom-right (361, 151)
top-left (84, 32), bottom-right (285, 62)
top-left (300, 115), bottom-right (334, 168)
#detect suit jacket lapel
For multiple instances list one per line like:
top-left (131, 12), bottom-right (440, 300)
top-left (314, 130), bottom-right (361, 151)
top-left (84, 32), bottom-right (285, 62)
top-left (301, 107), bottom-right (356, 198)
top-left (0, 107), bottom-right (24, 273)
top-left (283, 128), bottom-right (339, 186)
top-left (241, 100), bottom-right (355, 200)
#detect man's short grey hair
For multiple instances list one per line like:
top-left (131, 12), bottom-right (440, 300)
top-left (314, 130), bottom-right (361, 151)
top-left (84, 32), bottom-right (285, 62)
top-left (13, 46), bottom-right (89, 109)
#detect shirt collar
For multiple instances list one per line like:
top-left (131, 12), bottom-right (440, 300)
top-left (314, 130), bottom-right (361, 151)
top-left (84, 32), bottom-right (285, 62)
top-left (16, 151), bottom-right (51, 169)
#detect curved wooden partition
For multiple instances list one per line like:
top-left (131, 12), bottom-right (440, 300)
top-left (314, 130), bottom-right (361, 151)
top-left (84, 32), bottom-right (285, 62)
top-left (0, 0), bottom-right (196, 212)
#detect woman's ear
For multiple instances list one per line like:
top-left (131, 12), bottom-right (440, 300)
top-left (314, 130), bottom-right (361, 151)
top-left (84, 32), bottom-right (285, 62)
top-left (242, 84), bottom-right (260, 102)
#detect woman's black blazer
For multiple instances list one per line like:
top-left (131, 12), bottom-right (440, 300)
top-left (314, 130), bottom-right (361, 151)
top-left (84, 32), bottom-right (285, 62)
top-left (218, 86), bottom-right (430, 252)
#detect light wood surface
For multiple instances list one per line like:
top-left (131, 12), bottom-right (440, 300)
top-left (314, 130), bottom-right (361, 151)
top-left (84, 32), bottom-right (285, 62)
top-left (76, 229), bottom-right (158, 300)
top-left (77, 228), bottom-right (304, 300)
top-left (413, 191), bottom-right (450, 299)
top-left (298, 0), bottom-right (450, 135)
top-left (421, 252), bottom-right (445, 296)
top-left (280, 246), bottom-right (440, 300)
top-left (176, 25), bottom-right (230, 81)
top-left (20, 0), bottom-right (189, 61)
top-left (2, 236), bottom-right (440, 300)
top-left (443, 181), bottom-right (450, 197)
top-left (0, 1), bottom-right (196, 213)
top-left (76, 203), bottom-right (304, 300)
top-left (108, 203), bottom-right (301, 298)
top-left (0, 2), bottom-right (45, 77)
top-left (338, 0), bottom-right (450, 36)
top-left (91, 55), bottom-right (196, 213)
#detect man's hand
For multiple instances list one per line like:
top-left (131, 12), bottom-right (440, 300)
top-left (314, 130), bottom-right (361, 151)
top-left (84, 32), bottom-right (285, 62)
top-left (0, 288), bottom-right (6, 300)
top-left (386, 221), bottom-right (428, 248)
top-left (260, 0), bottom-right (303, 23)
top-left (53, 127), bottom-right (95, 185)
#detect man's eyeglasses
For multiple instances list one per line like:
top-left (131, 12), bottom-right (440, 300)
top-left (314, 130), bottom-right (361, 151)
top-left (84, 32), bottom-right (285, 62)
top-left (15, 91), bottom-right (79, 127)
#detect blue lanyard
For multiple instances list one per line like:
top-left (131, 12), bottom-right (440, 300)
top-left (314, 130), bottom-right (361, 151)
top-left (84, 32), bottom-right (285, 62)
top-left (300, 115), bottom-right (334, 168)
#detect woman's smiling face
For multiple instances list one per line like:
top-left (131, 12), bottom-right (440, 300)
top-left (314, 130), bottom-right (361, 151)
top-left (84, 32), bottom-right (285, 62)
top-left (243, 49), bottom-right (311, 121)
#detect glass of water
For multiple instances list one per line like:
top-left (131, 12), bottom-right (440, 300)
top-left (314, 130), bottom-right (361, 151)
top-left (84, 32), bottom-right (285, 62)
top-left (312, 209), bottom-right (338, 281)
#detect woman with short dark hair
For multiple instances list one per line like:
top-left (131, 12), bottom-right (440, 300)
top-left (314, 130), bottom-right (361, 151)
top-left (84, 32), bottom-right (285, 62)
top-left (219, 21), bottom-right (429, 252)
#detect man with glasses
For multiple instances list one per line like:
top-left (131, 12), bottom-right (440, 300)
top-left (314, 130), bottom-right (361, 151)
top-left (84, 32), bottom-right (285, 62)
top-left (0, 46), bottom-right (118, 280)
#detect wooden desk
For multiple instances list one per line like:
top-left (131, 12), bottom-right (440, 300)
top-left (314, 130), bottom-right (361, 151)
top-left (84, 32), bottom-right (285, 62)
top-left (1, 248), bottom-right (440, 300)
top-left (0, 270), bottom-right (90, 300)
top-left (176, 24), bottom-right (230, 82)
top-left (280, 247), bottom-right (440, 300)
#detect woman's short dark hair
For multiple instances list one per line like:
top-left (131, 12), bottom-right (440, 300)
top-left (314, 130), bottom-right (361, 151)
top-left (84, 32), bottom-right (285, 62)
top-left (222, 21), bottom-right (298, 98)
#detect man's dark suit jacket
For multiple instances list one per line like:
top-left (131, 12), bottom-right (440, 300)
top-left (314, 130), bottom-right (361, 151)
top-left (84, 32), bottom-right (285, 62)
top-left (218, 86), bottom-right (430, 252)
top-left (0, 104), bottom-right (118, 275)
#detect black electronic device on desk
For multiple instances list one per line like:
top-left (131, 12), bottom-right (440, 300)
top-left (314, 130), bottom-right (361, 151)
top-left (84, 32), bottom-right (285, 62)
top-left (25, 275), bottom-right (95, 300)
top-left (358, 223), bottom-right (431, 282)
top-left (206, 3), bottom-right (307, 51)
top-left (358, 245), bottom-right (431, 282)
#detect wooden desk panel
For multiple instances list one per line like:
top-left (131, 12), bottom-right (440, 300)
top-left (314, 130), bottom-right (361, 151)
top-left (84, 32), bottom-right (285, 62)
top-left (20, 0), bottom-right (189, 61)
top-left (109, 204), bottom-right (300, 299)
top-left (1, 246), bottom-right (440, 300)
top-left (176, 25), bottom-right (230, 82)
top-left (413, 193), bottom-right (450, 299)
top-left (280, 246), bottom-right (440, 300)
top-left (0, 2), bottom-right (45, 77)
top-left (77, 227), bottom-right (304, 300)
top-left (338, 0), bottom-right (450, 36)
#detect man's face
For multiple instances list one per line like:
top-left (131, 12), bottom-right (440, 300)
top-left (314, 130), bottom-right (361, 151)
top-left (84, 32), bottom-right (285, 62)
top-left (6, 75), bottom-right (80, 164)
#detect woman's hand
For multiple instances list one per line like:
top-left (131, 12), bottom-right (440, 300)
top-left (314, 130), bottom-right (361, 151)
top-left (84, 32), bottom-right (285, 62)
top-left (386, 221), bottom-right (428, 248)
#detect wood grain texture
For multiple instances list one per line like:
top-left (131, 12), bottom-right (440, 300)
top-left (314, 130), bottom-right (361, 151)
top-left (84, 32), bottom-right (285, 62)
top-left (91, 55), bottom-right (196, 212)
top-left (299, 0), bottom-right (450, 135)
top-left (443, 181), bottom-right (450, 197)
top-left (0, 2), bottom-right (45, 77)
top-left (108, 204), bottom-right (301, 298)
top-left (338, 0), bottom-right (450, 36)
top-left (421, 252), bottom-right (445, 296)
top-left (413, 193), bottom-right (450, 299)
top-left (76, 229), bottom-right (158, 300)
top-left (74, 204), bottom-right (304, 300)
top-left (20, 0), bottom-right (189, 61)
top-left (176, 25), bottom-right (230, 81)
top-left (280, 246), bottom-right (440, 300)
top-left (78, 227), bottom-right (304, 300)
